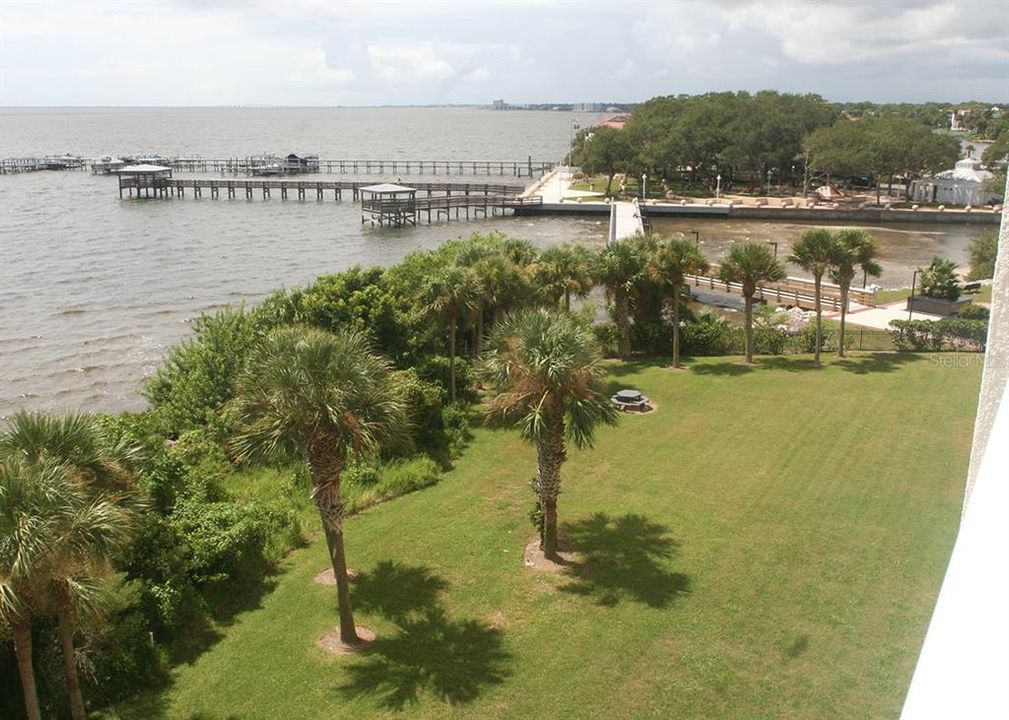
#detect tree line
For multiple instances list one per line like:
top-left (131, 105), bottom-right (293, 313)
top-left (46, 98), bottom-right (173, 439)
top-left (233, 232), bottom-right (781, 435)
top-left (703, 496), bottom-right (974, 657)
top-left (574, 91), bottom-right (965, 200)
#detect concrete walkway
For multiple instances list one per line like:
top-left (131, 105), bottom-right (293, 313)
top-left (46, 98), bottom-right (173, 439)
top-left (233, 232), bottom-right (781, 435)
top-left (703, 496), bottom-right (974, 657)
top-left (826, 301), bottom-right (947, 329)
top-left (612, 200), bottom-right (644, 241)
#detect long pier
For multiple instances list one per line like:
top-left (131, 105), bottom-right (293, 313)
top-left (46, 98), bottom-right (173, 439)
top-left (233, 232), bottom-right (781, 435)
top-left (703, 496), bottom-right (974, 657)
top-left (158, 157), bottom-right (555, 177)
top-left (116, 176), bottom-right (541, 224)
top-left (120, 177), bottom-right (526, 200)
top-left (1, 154), bottom-right (555, 177)
top-left (1, 155), bottom-right (90, 174)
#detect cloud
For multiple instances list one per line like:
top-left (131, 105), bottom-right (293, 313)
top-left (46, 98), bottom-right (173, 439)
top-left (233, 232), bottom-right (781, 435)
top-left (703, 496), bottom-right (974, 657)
top-left (0, 0), bottom-right (1005, 105)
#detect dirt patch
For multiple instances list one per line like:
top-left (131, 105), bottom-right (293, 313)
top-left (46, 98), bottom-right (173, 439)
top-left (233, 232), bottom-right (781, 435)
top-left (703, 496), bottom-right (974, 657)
top-left (314, 567), bottom-right (358, 586)
top-left (523, 536), bottom-right (580, 573)
top-left (316, 625), bottom-right (376, 656)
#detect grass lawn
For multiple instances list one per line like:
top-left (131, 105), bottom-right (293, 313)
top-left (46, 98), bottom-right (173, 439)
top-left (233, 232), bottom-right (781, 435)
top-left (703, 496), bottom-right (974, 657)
top-left (107, 353), bottom-right (980, 720)
top-left (875, 286), bottom-right (993, 305)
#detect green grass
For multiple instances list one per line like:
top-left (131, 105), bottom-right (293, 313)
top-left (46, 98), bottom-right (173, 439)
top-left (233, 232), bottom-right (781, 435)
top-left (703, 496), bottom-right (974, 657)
top-left (875, 285), bottom-right (992, 305)
top-left (107, 354), bottom-right (980, 720)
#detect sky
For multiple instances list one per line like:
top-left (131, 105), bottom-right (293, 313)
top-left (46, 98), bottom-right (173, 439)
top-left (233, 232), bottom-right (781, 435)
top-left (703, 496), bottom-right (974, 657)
top-left (1, 0), bottom-right (1006, 107)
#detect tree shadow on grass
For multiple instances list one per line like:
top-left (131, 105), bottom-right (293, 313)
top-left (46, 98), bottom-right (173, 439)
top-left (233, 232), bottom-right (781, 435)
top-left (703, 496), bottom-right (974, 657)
top-left (688, 361), bottom-right (755, 376)
top-left (834, 352), bottom-right (924, 374)
top-left (351, 560), bottom-right (449, 622)
top-left (558, 513), bottom-right (691, 608)
top-left (340, 561), bottom-right (512, 709)
top-left (339, 607), bottom-right (510, 709)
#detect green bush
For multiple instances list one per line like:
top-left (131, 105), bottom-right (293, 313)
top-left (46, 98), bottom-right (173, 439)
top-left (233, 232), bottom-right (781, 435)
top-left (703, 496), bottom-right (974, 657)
top-left (967, 233), bottom-right (997, 281)
top-left (379, 456), bottom-right (442, 496)
top-left (888, 318), bottom-right (988, 351)
top-left (630, 320), bottom-right (673, 355)
top-left (681, 313), bottom-right (742, 355)
top-left (143, 307), bottom-right (265, 435)
top-left (591, 323), bottom-right (620, 357)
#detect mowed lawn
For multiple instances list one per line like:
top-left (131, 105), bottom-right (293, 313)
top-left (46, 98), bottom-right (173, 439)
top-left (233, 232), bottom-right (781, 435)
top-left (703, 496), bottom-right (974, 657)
top-left (111, 353), bottom-right (981, 720)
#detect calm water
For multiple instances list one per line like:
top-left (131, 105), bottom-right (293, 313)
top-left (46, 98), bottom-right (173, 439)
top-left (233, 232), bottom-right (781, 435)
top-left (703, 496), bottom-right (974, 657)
top-left (0, 107), bottom-right (992, 417)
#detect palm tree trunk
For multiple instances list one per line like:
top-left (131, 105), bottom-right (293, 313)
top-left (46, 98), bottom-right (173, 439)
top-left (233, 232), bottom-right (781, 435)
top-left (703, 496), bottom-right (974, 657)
top-left (615, 287), bottom-right (630, 359)
top-left (744, 296), bottom-right (754, 363)
top-left (448, 317), bottom-right (457, 403)
top-left (13, 621), bottom-right (42, 720)
top-left (838, 284), bottom-right (849, 358)
top-left (56, 585), bottom-right (87, 720)
top-left (475, 314), bottom-right (484, 357)
top-left (309, 451), bottom-right (359, 645)
top-left (536, 422), bottom-right (566, 560)
top-left (671, 282), bottom-right (681, 368)
top-left (564, 291), bottom-right (571, 311)
top-left (814, 274), bottom-right (823, 366)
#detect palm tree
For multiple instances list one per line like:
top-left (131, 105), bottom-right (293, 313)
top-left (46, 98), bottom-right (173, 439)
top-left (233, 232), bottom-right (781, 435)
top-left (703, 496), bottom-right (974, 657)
top-left (596, 240), bottom-right (646, 359)
top-left (470, 252), bottom-right (528, 354)
top-left (423, 265), bottom-right (478, 402)
top-left (718, 242), bottom-right (786, 363)
top-left (831, 229), bottom-right (881, 357)
top-left (231, 326), bottom-right (409, 645)
top-left (1, 455), bottom-right (62, 720)
top-left (788, 229), bottom-right (839, 366)
top-left (0, 452), bottom-right (135, 720)
top-left (528, 244), bottom-right (596, 311)
top-left (2, 412), bottom-right (139, 720)
top-left (647, 237), bottom-right (709, 368)
top-left (481, 310), bottom-right (617, 559)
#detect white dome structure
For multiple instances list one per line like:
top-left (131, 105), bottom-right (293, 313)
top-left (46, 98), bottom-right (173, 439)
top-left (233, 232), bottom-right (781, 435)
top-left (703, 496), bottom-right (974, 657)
top-left (910, 159), bottom-right (999, 206)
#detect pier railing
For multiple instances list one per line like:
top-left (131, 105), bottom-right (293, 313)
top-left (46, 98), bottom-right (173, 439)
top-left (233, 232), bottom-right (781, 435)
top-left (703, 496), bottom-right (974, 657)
top-left (684, 273), bottom-right (877, 311)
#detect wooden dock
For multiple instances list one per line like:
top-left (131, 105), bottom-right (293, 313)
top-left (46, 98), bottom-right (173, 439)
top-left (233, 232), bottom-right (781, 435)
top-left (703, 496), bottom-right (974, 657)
top-left (115, 176), bottom-right (541, 224)
top-left (1, 155), bottom-right (90, 174)
top-left (144, 157), bottom-right (554, 177)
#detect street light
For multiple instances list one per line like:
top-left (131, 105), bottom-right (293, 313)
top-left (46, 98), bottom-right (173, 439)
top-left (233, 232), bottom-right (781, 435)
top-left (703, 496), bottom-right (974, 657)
top-left (642, 173), bottom-right (648, 201)
top-left (715, 173), bottom-right (722, 201)
top-left (768, 240), bottom-right (779, 258)
top-left (766, 168), bottom-right (775, 196)
top-left (908, 269), bottom-right (920, 320)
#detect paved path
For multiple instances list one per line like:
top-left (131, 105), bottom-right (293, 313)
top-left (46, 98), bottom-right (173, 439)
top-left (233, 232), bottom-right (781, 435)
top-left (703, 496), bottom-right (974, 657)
top-left (612, 200), bottom-right (644, 241)
top-left (825, 301), bottom-right (946, 329)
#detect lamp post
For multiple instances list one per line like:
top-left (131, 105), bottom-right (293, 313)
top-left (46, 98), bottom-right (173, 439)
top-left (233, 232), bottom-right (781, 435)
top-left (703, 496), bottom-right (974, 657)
top-left (908, 269), bottom-right (920, 320)
top-left (715, 173), bottom-right (722, 201)
top-left (766, 168), bottom-right (774, 196)
top-left (690, 230), bottom-right (699, 247)
top-left (768, 240), bottom-right (779, 258)
top-left (642, 173), bottom-right (648, 201)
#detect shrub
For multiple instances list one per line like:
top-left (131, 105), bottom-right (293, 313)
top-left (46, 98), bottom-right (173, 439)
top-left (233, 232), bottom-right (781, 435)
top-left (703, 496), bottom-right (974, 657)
top-left (967, 233), bottom-right (998, 281)
top-left (681, 313), bottom-right (742, 355)
top-left (591, 322), bottom-right (620, 357)
top-left (918, 257), bottom-right (962, 301)
top-left (143, 307), bottom-right (265, 435)
top-left (379, 456), bottom-right (442, 496)
top-left (888, 318), bottom-right (988, 351)
top-left (630, 319), bottom-right (672, 355)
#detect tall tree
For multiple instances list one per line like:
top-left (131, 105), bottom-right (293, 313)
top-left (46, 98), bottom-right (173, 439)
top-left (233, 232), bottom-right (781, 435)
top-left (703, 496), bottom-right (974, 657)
top-left (423, 265), bottom-right (478, 402)
top-left (0, 451), bottom-right (135, 720)
top-left (596, 240), bottom-right (646, 359)
top-left (231, 327), bottom-right (409, 646)
top-left (481, 310), bottom-right (616, 559)
top-left (789, 230), bottom-right (840, 366)
top-left (830, 230), bottom-right (881, 357)
top-left (646, 237), bottom-right (709, 368)
top-left (527, 244), bottom-right (596, 311)
top-left (718, 243), bottom-right (787, 363)
top-left (2, 412), bottom-right (139, 720)
top-left (577, 126), bottom-right (632, 199)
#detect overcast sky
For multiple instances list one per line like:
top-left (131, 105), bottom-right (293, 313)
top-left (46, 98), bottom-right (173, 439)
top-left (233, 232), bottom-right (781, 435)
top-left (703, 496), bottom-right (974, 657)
top-left (1, 0), bottom-right (1006, 106)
